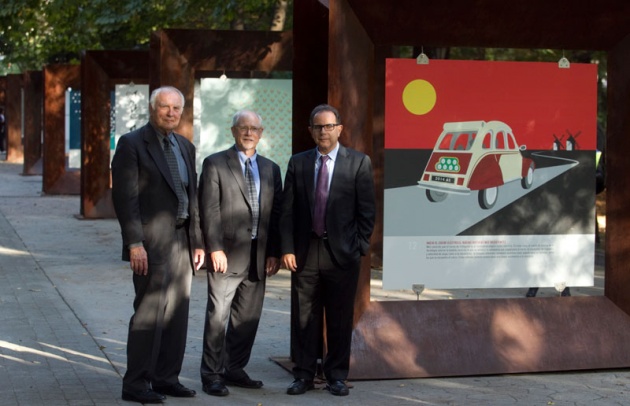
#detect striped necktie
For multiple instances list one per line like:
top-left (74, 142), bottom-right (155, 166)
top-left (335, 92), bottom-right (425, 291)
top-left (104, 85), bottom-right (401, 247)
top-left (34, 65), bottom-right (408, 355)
top-left (245, 158), bottom-right (259, 239)
top-left (163, 136), bottom-right (186, 219)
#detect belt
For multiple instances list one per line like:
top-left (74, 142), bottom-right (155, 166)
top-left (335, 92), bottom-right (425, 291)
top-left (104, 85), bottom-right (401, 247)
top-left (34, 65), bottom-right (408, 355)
top-left (311, 231), bottom-right (328, 240)
top-left (176, 218), bottom-right (189, 228)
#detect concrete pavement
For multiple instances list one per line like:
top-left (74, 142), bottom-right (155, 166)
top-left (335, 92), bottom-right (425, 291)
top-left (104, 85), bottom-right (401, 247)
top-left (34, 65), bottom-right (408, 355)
top-left (0, 159), bottom-right (628, 406)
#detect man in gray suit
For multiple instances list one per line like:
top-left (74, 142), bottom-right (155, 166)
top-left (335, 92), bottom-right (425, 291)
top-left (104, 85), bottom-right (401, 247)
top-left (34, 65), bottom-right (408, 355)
top-left (198, 110), bottom-right (282, 397)
top-left (281, 104), bottom-right (375, 397)
top-left (112, 86), bottom-right (205, 404)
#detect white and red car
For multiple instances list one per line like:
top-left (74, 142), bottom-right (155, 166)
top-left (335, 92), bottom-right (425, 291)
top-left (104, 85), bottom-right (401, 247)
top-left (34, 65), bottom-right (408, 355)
top-left (417, 121), bottom-right (535, 209)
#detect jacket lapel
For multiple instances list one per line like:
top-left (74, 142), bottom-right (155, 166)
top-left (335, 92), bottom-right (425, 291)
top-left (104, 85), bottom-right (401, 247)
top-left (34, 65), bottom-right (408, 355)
top-left (144, 125), bottom-right (177, 195)
top-left (226, 147), bottom-right (250, 206)
top-left (304, 148), bottom-right (318, 214)
top-left (173, 134), bottom-right (193, 184)
top-left (257, 157), bottom-right (271, 212)
top-left (329, 144), bottom-right (348, 195)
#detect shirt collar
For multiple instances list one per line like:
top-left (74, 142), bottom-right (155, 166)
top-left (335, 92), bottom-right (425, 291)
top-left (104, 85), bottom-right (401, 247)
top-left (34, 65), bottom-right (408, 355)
top-left (316, 143), bottom-right (340, 161)
top-left (234, 145), bottom-right (257, 165)
top-left (152, 124), bottom-right (173, 145)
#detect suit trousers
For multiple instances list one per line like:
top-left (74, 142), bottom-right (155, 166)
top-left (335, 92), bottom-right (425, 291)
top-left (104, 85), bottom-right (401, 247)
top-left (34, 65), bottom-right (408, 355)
top-left (293, 237), bottom-right (360, 381)
top-left (123, 226), bottom-right (192, 391)
top-left (200, 240), bottom-right (265, 382)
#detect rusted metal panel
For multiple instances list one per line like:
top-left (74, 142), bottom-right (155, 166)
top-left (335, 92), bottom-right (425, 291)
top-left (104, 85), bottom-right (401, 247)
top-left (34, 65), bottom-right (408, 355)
top-left (150, 29), bottom-right (293, 141)
top-left (291, 4), bottom-right (328, 154)
top-left (0, 76), bottom-right (6, 106)
top-left (346, 0), bottom-right (630, 49)
top-left (22, 71), bottom-right (43, 175)
top-left (80, 51), bottom-right (149, 218)
top-left (43, 64), bottom-right (81, 195)
top-left (293, 0), bottom-right (630, 379)
top-left (350, 297), bottom-right (630, 379)
top-left (604, 35), bottom-right (630, 315)
top-left (5, 74), bottom-right (23, 163)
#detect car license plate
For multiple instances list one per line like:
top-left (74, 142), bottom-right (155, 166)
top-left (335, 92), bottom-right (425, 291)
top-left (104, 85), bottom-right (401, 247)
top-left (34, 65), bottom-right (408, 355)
top-left (432, 175), bottom-right (454, 184)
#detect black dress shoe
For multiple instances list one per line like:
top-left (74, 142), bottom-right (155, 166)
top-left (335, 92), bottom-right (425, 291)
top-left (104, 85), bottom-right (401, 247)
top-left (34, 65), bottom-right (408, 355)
top-left (121, 388), bottom-right (166, 403)
top-left (224, 372), bottom-right (263, 389)
top-left (286, 378), bottom-right (314, 395)
top-left (153, 383), bottom-right (196, 397)
top-left (202, 379), bottom-right (229, 397)
top-left (326, 380), bottom-right (349, 396)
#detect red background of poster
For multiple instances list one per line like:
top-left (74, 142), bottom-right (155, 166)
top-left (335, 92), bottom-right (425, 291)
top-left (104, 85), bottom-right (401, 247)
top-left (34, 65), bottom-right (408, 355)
top-left (385, 59), bottom-right (597, 150)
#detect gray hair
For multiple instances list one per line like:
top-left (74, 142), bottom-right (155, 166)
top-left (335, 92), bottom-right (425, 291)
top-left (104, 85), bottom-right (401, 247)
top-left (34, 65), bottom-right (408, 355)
top-left (150, 86), bottom-right (185, 109)
top-left (232, 110), bottom-right (263, 127)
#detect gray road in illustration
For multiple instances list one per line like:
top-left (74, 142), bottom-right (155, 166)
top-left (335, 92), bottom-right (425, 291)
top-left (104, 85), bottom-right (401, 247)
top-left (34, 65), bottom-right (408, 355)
top-left (384, 157), bottom-right (577, 237)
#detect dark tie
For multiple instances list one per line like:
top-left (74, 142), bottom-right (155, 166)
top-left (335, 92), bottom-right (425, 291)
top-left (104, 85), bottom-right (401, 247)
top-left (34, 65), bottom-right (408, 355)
top-left (313, 155), bottom-right (329, 237)
top-left (245, 158), bottom-right (259, 239)
top-left (162, 136), bottom-right (186, 219)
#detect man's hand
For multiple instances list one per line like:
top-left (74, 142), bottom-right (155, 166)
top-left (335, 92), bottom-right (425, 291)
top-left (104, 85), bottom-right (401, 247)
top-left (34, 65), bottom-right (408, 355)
top-left (281, 254), bottom-right (297, 272)
top-left (129, 246), bottom-right (148, 275)
top-left (265, 257), bottom-right (280, 276)
top-left (194, 249), bottom-right (205, 271)
top-left (210, 250), bottom-right (228, 273)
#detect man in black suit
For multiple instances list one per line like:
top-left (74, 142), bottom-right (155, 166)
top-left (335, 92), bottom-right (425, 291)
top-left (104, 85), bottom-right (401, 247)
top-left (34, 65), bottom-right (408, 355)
top-left (112, 86), bottom-right (205, 404)
top-left (280, 104), bottom-right (375, 397)
top-left (198, 110), bottom-right (282, 397)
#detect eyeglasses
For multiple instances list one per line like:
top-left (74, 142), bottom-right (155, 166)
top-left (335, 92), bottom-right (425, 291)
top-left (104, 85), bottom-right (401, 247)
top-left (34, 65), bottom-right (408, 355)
top-left (234, 126), bottom-right (263, 134)
top-left (310, 123), bottom-right (341, 132)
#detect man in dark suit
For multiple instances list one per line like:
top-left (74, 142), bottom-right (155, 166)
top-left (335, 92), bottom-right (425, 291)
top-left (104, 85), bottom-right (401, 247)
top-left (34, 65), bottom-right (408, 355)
top-left (198, 110), bottom-right (282, 397)
top-left (112, 86), bottom-right (205, 404)
top-left (280, 104), bottom-right (375, 397)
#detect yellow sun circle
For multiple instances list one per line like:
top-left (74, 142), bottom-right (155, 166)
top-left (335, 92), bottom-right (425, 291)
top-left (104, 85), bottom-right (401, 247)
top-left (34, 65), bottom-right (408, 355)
top-left (402, 79), bottom-right (437, 115)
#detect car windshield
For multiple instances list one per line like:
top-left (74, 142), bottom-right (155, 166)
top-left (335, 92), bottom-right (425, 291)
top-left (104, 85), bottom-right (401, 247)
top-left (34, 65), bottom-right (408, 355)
top-left (438, 131), bottom-right (476, 151)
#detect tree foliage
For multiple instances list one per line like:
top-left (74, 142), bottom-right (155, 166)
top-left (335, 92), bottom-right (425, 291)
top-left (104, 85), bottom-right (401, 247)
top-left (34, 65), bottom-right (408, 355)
top-left (0, 0), bottom-right (293, 73)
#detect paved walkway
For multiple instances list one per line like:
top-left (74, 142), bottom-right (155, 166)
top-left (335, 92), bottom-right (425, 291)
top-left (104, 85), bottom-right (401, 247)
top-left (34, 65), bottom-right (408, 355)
top-left (0, 160), bottom-right (627, 405)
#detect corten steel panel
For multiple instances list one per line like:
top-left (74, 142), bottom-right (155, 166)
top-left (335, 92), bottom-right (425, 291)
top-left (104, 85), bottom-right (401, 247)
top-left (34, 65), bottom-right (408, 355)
top-left (80, 50), bottom-right (149, 219)
top-left (43, 65), bottom-right (81, 195)
top-left (346, 0), bottom-right (630, 49)
top-left (150, 29), bottom-right (293, 141)
top-left (370, 45), bottom-right (391, 270)
top-left (349, 297), bottom-right (630, 379)
top-left (0, 76), bottom-right (4, 157)
top-left (5, 74), bottom-right (23, 163)
top-left (291, 2), bottom-right (329, 153)
top-left (291, 0), bottom-right (630, 378)
top-left (22, 71), bottom-right (43, 176)
top-left (329, 0), bottom-right (375, 326)
top-left (604, 35), bottom-right (630, 316)
top-left (0, 76), bottom-right (6, 106)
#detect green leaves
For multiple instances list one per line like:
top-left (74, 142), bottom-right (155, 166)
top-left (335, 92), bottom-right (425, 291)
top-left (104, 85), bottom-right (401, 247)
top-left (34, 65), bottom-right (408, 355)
top-left (0, 0), bottom-right (293, 73)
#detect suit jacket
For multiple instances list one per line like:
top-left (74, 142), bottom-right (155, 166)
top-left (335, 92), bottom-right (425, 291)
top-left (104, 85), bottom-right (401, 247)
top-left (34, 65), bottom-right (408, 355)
top-left (280, 144), bottom-right (376, 270)
top-left (198, 147), bottom-right (282, 280)
top-left (111, 123), bottom-right (202, 265)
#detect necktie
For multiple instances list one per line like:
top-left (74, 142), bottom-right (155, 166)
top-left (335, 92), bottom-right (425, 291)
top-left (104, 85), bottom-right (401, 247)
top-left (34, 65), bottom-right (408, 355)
top-left (313, 155), bottom-right (329, 237)
top-left (162, 136), bottom-right (186, 219)
top-left (245, 158), bottom-right (259, 239)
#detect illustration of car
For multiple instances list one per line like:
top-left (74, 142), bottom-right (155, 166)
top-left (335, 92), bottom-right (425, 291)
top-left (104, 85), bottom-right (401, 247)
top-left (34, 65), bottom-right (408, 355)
top-left (417, 121), bottom-right (535, 209)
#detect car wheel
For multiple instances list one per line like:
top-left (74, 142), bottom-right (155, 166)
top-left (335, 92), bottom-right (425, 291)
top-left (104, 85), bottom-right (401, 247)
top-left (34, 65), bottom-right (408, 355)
top-left (478, 187), bottom-right (498, 209)
top-left (521, 164), bottom-right (534, 189)
top-left (426, 189), bottom-right (447, 203)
